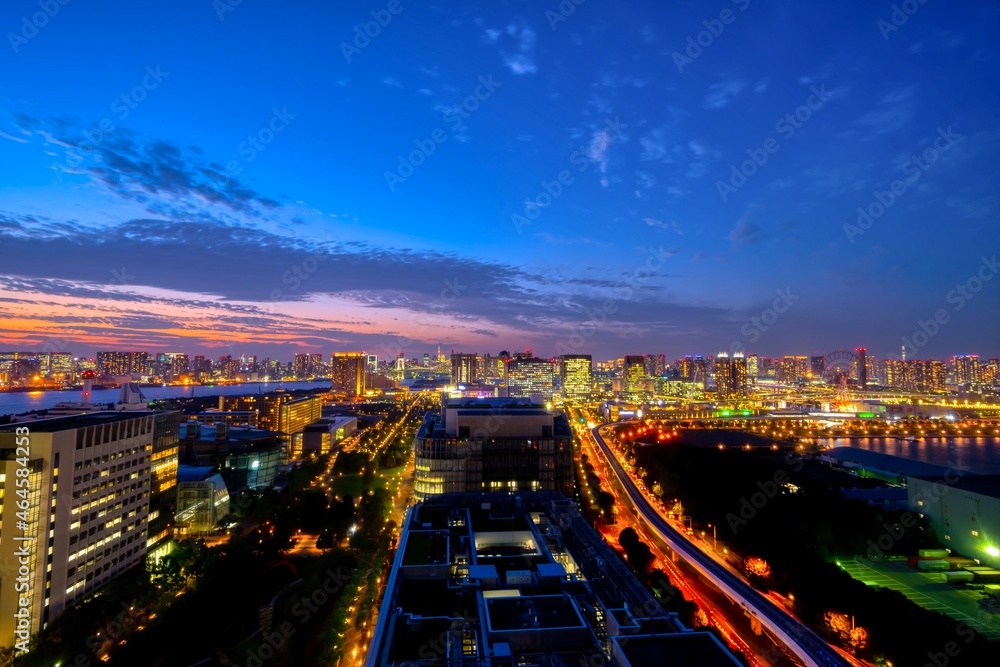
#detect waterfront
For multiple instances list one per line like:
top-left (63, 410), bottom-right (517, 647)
top-left (816, 436), bottom-right (1000, 475)
top-left (0, 381), bottom-right (332, 417)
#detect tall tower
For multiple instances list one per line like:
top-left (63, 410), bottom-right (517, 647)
top-left (856, 347), bottom-right (868, 391)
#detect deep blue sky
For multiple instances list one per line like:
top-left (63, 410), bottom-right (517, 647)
top-left (1, 0), bottom-right (998, 361)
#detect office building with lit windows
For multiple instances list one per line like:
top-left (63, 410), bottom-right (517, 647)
top-left (559, 354), bottom-right (592, 401)
top-left (451, 353), bottom-right (480, 385)
top-left (366, 492), bottom-right (740, 667)
top-left (622, 355), bottom-right (646, 402)
top-left (95, 351), bottom-right (148, 377)
top-left (412, 398), bottom-right (573, 501)
top-left (714, 353), bottom-right (733, 398)
top-left (0, 413), bottom-right (156, 649)
top-left (147, 411), bottom-right (181, 559)
top-left (216, 393), bottom-right (322, 442)
top-left (506, 357), bottom-right (555, 402)
top-left (953, 354), bottom-right (982, 386)
top-left (294, 353), bottom-right (310, 378)
top-left (331, 351), bottom-right (367, 397)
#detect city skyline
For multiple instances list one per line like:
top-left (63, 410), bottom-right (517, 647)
top-left (2, 344), bottom-right (999, 365)
top-left (1, 1), bottom-right (998, 360)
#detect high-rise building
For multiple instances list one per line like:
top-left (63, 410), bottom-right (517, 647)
top-left (218, 394), bottom-right (322, 441)
top-left (732, 352), bottom-right (748, 396)
top-left (170, 353), bottom-right (189, 378)
top-left (507, 357), bottom-right (554, 401)
top-left (560, 354), bottom-right (592, 400)
top-left (310, 353), bottom-right (324, 376)
top-left (95, 351), bottom-right (148, 377)
top-left (49, 353), bottom-right (73, 380)
top-left (715, 352), bottom-right (733, 398)
top-left (412, 398), bottom-right (573, 499)
top-left (856, 348), bottom-right (868, 390)
top-left (622, 355), bottom-right (646, 402)
top-left (953, 355), bottom-right (982, 386)
top-left (450, 353), bottom-right (479, 385)
top-left (0, 413), bottom-right (158, 648)
top-left (366, 354), bottom-right (378, 373)
top-left (984, 358), bottom-right (1000, 386)
top-left (147, 411), bottom-right (181, 558)
top-left (644, 353), bottom-right (666, 378)
top-left (294, 353), bottom-right (310, 378)
top-left (779, 356), bottom-right (808, 383)
top-left (927, 360), bottom-right (947, 392)
top-left (330, 352), bottom-right (366, 397)
top-left (192, 355), bottom-right (207, 381)
top-left (747, 353), bottom-right (759, 379)
top-left (810, 355), bottom-right (825, 378)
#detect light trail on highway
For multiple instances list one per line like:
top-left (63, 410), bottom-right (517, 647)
top-left (590, 422), bottom-right (852, 667)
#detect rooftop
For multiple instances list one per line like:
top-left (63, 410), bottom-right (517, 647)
top-left (615, 633), bottom-right (742, 667)
top-left (911, 474), bottom-right (1000, 498)
top-left (366, 493), bottom-right (741, 667)
top-left (0, 410), bottom-right (154, 433)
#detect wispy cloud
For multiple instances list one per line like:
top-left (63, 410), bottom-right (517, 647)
top-left (704, 80), bottom-right (747, 110)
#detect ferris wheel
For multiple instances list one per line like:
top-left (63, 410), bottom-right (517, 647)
top-left (822, 349), bottom-right (858, 385)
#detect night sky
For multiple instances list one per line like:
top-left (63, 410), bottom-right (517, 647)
top-left (1, 0), bottom-right (998, 361)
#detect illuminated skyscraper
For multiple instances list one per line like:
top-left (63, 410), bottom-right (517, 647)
top-left (953, 355), bottom-right (982, 386)
top-left (310, 353), bottom-right (325, 376)
top-left (507, 356), bottom-right (554, 401)
top-left (732, 352), bottom-right (748, 396)
top-left (96, 351), bottom-right (148, 377)
top-left (715, 353), bottom-right (733, 398)
top-left (560, 354), bottom-right (592, 400)
top-left (856, 348), bottom-right (868, 390)
top-left (450, 353), bottom-right (479, 385)
top-left (294, 353), bottom-right (310, 378)
top-left (622, 355), bottom-right (646, 402)
top-left (330, 352), bottom-right (366, 397)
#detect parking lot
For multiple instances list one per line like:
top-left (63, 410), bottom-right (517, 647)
top-left (839, 558), bottom-right (1000, 641)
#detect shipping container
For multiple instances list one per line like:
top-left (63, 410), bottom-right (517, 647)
top-left (918, 559), bottom-right (950, 571)
top-left (919, 549), bottom-right (949, 558)
top-left (944, 571), bottom-right (975, 584)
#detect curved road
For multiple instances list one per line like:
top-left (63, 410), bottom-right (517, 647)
top-left (591, 425), bottom-right (850, 667)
